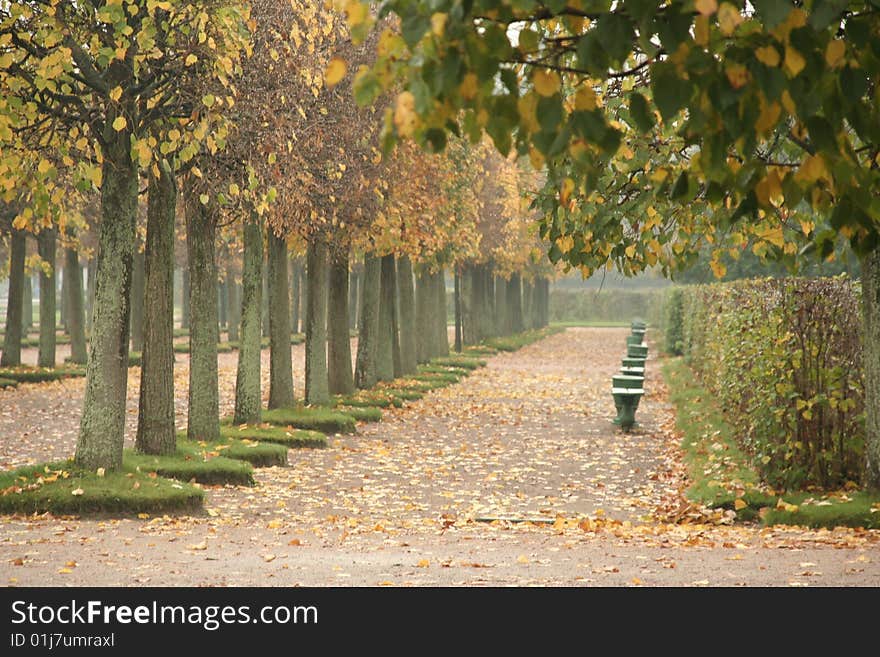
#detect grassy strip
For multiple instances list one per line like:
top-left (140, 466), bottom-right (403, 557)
top-left (483, 327), bottom-right (564, 352)
top-left (0, 366), bottom-right (86, 383)
top-left (258, 406), bottom-right (357, 434)
top-left (462, 345), bottom-right (498, 356)
top-left (429, 356), bottom-right (486, 370)
top-left (0, 377), bottom-right (19, 389)
top-left (383, 388), bottom-right (424, 401)
top-left (411, 372), bottom-right (460, 383)
top-left (126, 442), bottom-right (255, 485)
top-left (663, 358), bottom-right (880, 529)
top-left (333, 391), bottom-right (403, 408)
top-left (418, 364), bottom-right (470, 377)
top-left (219, 424), bottom-right (327, 449)
top-left (335, 406), bottom-right (382, 423)
top-left (0, 461), bottom-right (204, 515)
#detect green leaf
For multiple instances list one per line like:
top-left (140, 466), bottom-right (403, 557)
top-left (628, 92), bottom-right (655, 132)
top-left (651, 64), bottom-right (692, 121)
top-left (751, 0), bottom-right (794, 30)
top-left (596, 13), bottom-right (634, 64)
top-left (805, 116), bottom-right (837, 153)
top-left (401, 13), bottom-right (430, 47)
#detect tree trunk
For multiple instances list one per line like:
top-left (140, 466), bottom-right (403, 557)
top-left (185, 192), bottom-right (220, 443)
top-left (1, 229), bottom-right (25, 366)
top-left (305, 239), bottom-right (329, 405)
top-left (861, 250), bottom-right (880, 488)
top-left (136, 161), bottom-right (177, 455)
top-left (233, 216), bottom-right (263, 424)
top-left (226, 274), bottom-right (239, 342)
top-left (290, 257), bottom-right (302, 335)
top-left (180, 266), bottom-right (190, 330)
top-left (397, 255), bottom-right (417, 375)
top-left (60, 263), bottom-right (68, 334)
top-left (377, 254), bottom-right (398, 381)
top-left (37, 228), bottom-right (57, 367)
top-left (218, 279), bottom-right (227, 332)
top-left (348, 266), bottom-right (360, 332)
top-left (433, 267), bottom-right (449, 357)
top-left (541, 278), bottom-right (551, 327)
top-left (261, 259), bottom-right (270, 338)
top-left (522, 279), bottom-right (533, 330)
top-left (328, 249), bottom-right (354, 395)
top-left (64, 246), bottom-right (88, 364)
top-left (22, 273), bottom-right (33, 333)
top-left (86, 257), bottom-right (96, 334)
top-left (415, 268), bottom-right (432, 362)
top-left (130, 246), bottom-right (145, 353)
top-left (454, 267), bottom-right (463, 353)
top-left (484, 265), bottom-right (496, 337)
top-left (460, 265), bottom-right (473, 346)
top-left (508, 272), bottom-right (524, 333)
top-left (301, 259), bottom-right (309, 336)
top-left (74, 136), bottom-right (138, 471)
top-left (354, 253), bottom-right (380, 389)
top-left (267, 229), bottom-right (294, 409)
top-left (495, 276), bottom-right (508, 335)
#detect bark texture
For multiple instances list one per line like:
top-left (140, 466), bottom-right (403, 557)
top-left (328, 249), bottom-right (354, 395)
top-left (233, 217), bottom-right (263, 424)
top-left (354, 253), bottom-right (380, 389)
top-left (267, 229), bottom-right (294, 409)
top-left (305, 239), bottom-right (329, 405)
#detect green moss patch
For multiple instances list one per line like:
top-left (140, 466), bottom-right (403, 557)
top-left (0, 366), bottom-right (86, 383)
top-left (126, 443), bottom-right (255, 485)
top-left (0, 377), bottom-right (19, 389)
top-left (220, 424), bottom-right (327, 449)
top-left (334, 390), bottom-right (402, 408)
top-left (411, 372), bottom-right (460, 384)
top-left (483, 327), bottom-right (563, 352)
top-left (418, 365), bottom-right (470, 377)
top-left (388, 389), bottom-right (424, 401)
top-left (463, 345), bottom-right (498, 356)
top-left (663, 358), bottom-right (880, 529)
top-left (430, 356), bottom-right (486, 370)
top-left (259, 406), bottom-right (357, 434)
top-left (0, 461), bottom-right (204, 515)
top-left (335, 405), bottom-right (382, 423)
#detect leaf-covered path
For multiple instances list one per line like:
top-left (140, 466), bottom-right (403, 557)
top-left (1, 328), bottom-right (879, 586)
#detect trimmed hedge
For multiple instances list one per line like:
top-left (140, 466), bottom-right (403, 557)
top-left (0, 366), bottom-right (86, 383)
top-left (670, 277), bottom-right (863, 490)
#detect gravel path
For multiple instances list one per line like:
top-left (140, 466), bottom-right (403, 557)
top-left (1, 327), bottom-right (878, 586)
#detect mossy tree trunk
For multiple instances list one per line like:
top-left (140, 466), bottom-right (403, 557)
top-left (454, 267), bottom-right (462, 353)
top-left (348, 265), bottom-right (360, 331)
top-left (261, 259), bottom-right (270, 338)
top-left (397, 255), bottom-right (417, 375)
top-left (433, 268), bottom-right (449, 357)
top-left (74, 128), bottom-right (138, 471)
top-left (130, 245), bottom-right (145, 353)
top-left (354, 253), bottom-right (380, 389)
top-left (290, 257), bottom-right (302, 334)
top-left (415, 267), bottom-right (431, 362)
top-left (37, 228), bottom-right (57, 367)
top-left (22, 273), bottom-right (33, 333)
top-left (522, 279), bottom-right (534, 330)
top-left (485, 266), bottom-right (496, 337)
top-left (377, 254), bottom-right (398, 381)
top-left (540, 278), bottom-right (550, 327)
top-left (233, 216), bottom-right (263, 424)
top-left (85, 257), bottom-right (96, 334)
top-left (305, 238), bottom-right (329, 405)
top-left (136, 161), bottom-right (177, 455)
top-left (460, 265), bottom-right (473, 346)
top-left (60, 265), bottom-right (68, 334)
top-left (185, 192), bottom-right (220, 443)
top-left (494, 276), bottom-right (508, 335)
top-left (267, 229), bottom-right (294, 409)
top-left (1, 229), bottom-right (25, 366)
top-left (508, 272), bottom-right (524, 334)
top-left (64, 246), bottom-right (88, 364)
top-left (860, 249), bottom-right (880, 489)
top-left (328, 248), bottom-right (354, 395)
top-left (218, 279), bottom-right (227, 333)
top-left (226, 271), bottom-right (239, 342)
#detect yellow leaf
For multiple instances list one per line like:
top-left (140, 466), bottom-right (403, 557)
top-left (416, 559), bottom-right (430, 568)
top-left (560, 177), bottom-right (575, 205)
top-left (755, 45), bottom-right (781, 68)
top-left (795, 154), bottom-right (828, 183)
top-left (393, 91), bottom-right (418, 137)
top-left (430, 12), bottom-right (447, 36)
top-left (725, 63), bottom-right (749, 89)
top-left (112, 116), bottom-right (127, 132)
top-left (825, 40), bottom-right (846, 68)
top-left (185, 54), bottom-right (197, 66)
top-left (717, 3), bottom-right (743, 36)
top-left (695, 0), bottom-right (718, 16)
top-left (734, 498), bottom-right (747, 510)
top-left (263, 554), bottom-right (276, 563)
top-left (324, 57), bottom-right (347, 87)
top-left (574, 86), bottom-right (597, 111)
top-left (756, 100), bottom-right (781, 135)
top-left (459, 72), bottom-right (479, 100)
top-left (516, 554), bottom-right (530, 564)
top-left (557, 235), bottom-right (574, 254)
top-left (96, 467), bottom-right (105, 477)
top-left (37, 159), bottom-right (51, 174)
top-left (710, 258), bottom-right (727, 279)
top-left (189, 541), bottom-right (208, 550)
top-left (694, 15), bottom-right (709, 47)
top-left (532, 69), bottom-right (561, 97)
top-left (784, 47), bottom-right (806, 77)
top-left (345, 0), bottom-right (368, 27)
top-left (58, 568), bottom-right (73, 575)
top-left (267, 519), bottom-right (283, 529)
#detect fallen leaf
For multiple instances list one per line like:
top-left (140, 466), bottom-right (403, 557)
top-left (71, 488), bottom-right (84, 496)
top-left (263, 554), bottom-right (276, 563)
top-left (416, 559), bottom-right (430, 568)
top-left (516, 555), bottom-right (529, 564)
top-left (188, 541), bottom-right (208, 551)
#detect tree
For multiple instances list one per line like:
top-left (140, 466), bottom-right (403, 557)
top-left (0, 0), bottom-right (251, 470)
top-left (350, 1), bottom-right (880, 489)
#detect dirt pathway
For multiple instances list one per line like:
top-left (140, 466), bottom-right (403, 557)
top-left (1, 328), bottom-right (878, 586)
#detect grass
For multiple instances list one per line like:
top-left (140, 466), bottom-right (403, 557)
top-left (0, 365), bottom-right (86, 383)
top-left (383, 388), bottom-right (424, 401)
top-left (411, 372), bottom-right (461, 383)
top-left (387, 380), bottom-right (450, 393)
top-left (462, 345), bottom-right (498, 356)
top-left (333, 391), bottom-right (403, 408)
top-left (663, 357), bottom-right (880, 529)
top-left (335, 405), bottom-right (382, 423)
top-left (429, 355), bottom-right (486, 370)
top-left (258, 406), bottom-right (357, 434)
top-left (483, 326), bottom-right (564, 352)
top-left (126, 441), bottom-right (258, 484)
top-left (219, 424), bottom-right (327, 449)
top-left (418, 364), bottom-right (470, 377)
top-left (0, 461), bottom-right (204, 515)
top-left (0, 377), bottom-right (19, 389)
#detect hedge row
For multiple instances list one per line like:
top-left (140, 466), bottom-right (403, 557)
top-left (665, 277), bottom-right (863, 490)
